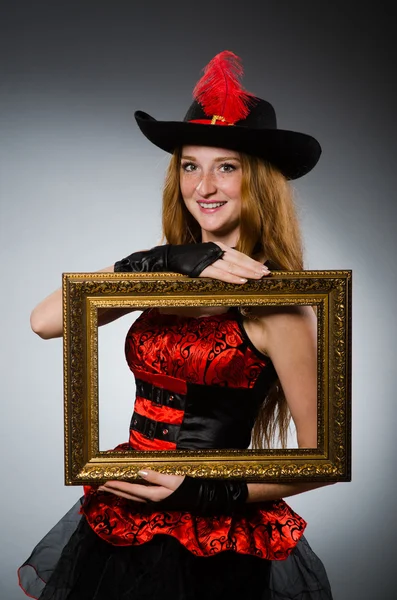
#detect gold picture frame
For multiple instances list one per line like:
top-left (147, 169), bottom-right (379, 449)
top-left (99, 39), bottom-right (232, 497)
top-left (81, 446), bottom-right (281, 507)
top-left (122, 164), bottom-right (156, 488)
top-left (63, 271), bottom-right (352, 485)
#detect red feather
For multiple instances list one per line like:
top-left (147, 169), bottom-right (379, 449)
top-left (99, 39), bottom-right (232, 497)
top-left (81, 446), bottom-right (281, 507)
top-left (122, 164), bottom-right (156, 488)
top-left (193, 51), bottom-right (256, 124)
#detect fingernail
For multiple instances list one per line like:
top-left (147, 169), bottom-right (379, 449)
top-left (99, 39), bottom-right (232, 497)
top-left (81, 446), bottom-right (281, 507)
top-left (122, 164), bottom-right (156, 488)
top-left (138, 470), bottom-right (148, 478)
top-left (262, 267), bottom-right (270, 273)
top-left (240, 278), bottom-right (247, 283)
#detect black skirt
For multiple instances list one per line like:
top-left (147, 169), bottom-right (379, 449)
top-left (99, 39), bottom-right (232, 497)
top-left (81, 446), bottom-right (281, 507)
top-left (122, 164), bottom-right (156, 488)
top-left (18, 499), bottom-right (333, 600)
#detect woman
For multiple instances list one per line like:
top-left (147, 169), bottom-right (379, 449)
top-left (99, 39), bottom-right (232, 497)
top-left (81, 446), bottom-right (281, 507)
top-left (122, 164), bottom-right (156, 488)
top-left (19, 51), bottom-right (333, 599)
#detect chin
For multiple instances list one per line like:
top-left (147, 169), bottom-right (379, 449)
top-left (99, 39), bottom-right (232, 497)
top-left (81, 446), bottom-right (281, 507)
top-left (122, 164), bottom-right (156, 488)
top-left (201, 224), bottom-right (240, 241)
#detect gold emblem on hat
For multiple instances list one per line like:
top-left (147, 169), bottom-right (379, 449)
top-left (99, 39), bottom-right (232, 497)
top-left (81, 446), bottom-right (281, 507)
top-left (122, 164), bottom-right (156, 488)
top-left (211, 115), bottom-right (234, 125)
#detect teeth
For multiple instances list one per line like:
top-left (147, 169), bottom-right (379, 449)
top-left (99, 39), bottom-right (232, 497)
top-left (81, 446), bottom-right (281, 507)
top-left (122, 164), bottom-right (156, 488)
top-left (198, 202), bottom-right (226, 209)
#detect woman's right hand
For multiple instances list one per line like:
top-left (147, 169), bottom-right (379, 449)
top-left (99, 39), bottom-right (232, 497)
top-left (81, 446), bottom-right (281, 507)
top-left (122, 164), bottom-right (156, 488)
top-left (199, 242), bottom-right (271, 284)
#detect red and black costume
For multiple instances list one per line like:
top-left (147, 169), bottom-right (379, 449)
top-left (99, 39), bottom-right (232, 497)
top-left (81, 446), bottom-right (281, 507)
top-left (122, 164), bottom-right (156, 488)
top-left (82, 307), bottom-right (306, 558)
top-left (18, 51), bottom-right (331, 600)
top-left (18, 308), bottom-right (332, 600)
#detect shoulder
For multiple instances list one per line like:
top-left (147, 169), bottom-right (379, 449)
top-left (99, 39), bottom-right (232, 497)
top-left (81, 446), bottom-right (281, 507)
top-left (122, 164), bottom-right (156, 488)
top-left (243, 305), bottom-right (317, 357)
top-left (249, 304), bottom-right (316, 331)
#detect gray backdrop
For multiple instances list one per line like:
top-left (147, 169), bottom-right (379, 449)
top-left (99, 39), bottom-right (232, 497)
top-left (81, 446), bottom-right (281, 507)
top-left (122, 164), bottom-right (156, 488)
top-left (1, 1), bottom-right (396, 599)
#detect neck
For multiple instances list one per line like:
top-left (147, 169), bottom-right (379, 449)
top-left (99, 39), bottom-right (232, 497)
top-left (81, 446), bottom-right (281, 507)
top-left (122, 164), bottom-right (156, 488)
top-left (201, 230), bottom-right (239, 247)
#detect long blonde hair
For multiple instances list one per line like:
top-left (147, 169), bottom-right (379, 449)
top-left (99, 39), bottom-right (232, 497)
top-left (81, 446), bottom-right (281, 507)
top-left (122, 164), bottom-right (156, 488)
top-left (162, 148), bottom-right (305, 448)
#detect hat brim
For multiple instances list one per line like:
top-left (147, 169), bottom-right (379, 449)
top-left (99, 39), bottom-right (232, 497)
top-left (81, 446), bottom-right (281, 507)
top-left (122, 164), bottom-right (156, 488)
top-left (134, 111), bottom-right (321, 180)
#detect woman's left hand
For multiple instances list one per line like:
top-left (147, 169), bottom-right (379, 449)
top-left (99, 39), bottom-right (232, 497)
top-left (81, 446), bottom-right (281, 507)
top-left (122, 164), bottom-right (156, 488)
top-left (98, 470), bottom-right (185, 503)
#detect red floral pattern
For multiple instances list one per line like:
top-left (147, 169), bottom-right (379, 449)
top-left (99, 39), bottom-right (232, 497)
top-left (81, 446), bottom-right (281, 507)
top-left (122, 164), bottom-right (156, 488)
top-left (83, 478), bottom-right (306, 559)
top-left (125, 308), bottom-right (265, 388)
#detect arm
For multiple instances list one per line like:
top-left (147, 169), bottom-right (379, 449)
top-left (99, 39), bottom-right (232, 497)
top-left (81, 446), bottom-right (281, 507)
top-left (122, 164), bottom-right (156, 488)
top-left (246, 480), bottom-right (332, 502)
top-left (30, 265), bottom-right (135, 339)
top-left (32, 243), bottom-right (268, 340)
top-left (31, 242), bottom-right (268, 339)
top-left (245, 305), bottom-right (333, 502)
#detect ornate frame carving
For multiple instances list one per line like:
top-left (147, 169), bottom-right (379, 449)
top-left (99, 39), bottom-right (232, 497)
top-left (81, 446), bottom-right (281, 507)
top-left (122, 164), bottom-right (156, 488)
top-left (63, 271), bottom-right (352, 484)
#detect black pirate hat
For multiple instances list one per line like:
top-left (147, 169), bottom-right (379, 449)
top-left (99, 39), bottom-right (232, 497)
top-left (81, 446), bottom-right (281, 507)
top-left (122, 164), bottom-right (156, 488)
top-left (135, 51), bottom-right (321, 180)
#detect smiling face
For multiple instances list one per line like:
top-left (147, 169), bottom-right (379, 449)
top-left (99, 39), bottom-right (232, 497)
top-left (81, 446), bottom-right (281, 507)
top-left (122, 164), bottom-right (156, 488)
top-left (179, 145), bottom-right (243, 245)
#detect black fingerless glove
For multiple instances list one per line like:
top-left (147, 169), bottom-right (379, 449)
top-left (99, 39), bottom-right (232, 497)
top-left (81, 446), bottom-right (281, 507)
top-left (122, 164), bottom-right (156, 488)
top-left (152, 476), bottom-right (248, 516)
top-left (114, 243), bottom-right (225, 277)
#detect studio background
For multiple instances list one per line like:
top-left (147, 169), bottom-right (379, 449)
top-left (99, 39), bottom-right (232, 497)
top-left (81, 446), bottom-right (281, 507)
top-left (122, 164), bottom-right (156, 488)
top-left (1, 2), bottom-right (396, 599)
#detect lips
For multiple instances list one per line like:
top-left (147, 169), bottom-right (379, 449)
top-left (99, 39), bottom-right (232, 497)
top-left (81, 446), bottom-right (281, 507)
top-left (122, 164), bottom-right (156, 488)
top-left (197, 201), bottom-right (227, 212)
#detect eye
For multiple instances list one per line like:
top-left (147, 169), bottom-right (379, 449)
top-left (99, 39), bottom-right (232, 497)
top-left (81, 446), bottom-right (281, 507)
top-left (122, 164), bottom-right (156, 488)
top-left (181, 162), bottom-right (197, 172)
top-left (219, 162), bottom-right (237, 173)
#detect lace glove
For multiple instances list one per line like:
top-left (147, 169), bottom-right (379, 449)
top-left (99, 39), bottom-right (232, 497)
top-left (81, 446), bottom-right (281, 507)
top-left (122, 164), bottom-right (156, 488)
top-left (114, 243), bottom-right (225, 277)
top-left (151, 476), bottom-right (248, 516)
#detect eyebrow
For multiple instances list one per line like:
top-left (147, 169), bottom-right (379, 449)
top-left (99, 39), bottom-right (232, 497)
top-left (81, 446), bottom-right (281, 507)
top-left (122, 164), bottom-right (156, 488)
top-left (181, 155), bottom-right (241, 162)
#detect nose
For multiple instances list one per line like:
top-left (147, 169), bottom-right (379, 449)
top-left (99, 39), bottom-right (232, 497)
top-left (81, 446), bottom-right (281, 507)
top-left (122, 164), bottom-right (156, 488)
top-left (196, 172), bottom-right (217, 196)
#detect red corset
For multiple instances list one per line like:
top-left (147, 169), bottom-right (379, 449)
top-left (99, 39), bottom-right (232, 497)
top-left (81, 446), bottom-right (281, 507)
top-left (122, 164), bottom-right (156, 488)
top-left (82, 308), bottom-right (307, 559)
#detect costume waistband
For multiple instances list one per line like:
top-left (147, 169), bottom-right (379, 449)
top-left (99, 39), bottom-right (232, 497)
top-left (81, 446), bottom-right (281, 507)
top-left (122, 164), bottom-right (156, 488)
top-left (135, 378), bottom-right (185, 411)
top-left (130, 411), bottom-right (180, 443)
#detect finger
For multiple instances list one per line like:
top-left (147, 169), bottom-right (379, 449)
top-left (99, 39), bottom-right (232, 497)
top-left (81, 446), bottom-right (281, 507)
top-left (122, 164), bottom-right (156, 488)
top-left (98, 488), bottom-right (147, 503)
top-left (218, 242), bottom-right (259, 259)
top-left (200, 264), bottom-right (249, 284)
top-left (100, 481), bottom-right (154, 499)
top-left (215, 257), bottom-right (269, 279)
top-left (201, 262), bottom-right (267, 284)
top-left (207, 251), bottom-right (270, 279)
top-left (100, 483), bottom-right (175, 504)
top-left (209, 243), bottom-right (272, 279)
top-left (223, 248), bottom-right (270, 268)
top-left (222, 252), bottom-right (270, 276)
top-left (101, 472), bottom-right (183, 497)
top-left (101, 480), bottom-right (151, 492)
top-left (137, 469), bottom-right (184, 491)
top-left (98, 482), bottom-right (146, 497)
